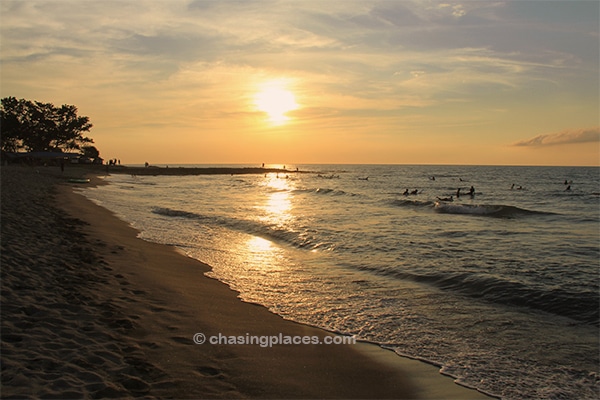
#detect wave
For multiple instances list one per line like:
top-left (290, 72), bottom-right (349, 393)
top-left (362, 267), bottom-right (599, 326)
top-left (391, 199), bottom-right (434, 208)
top-left (423, 272), bottom-right (599, 326)
top-left (152, 207), bottom-right (334, 251)
top-left (433, 202), bottom-right (553, 218)
top-left (152, 208), bottom-right (206, 219)
top-left (294, 187), bottom-right (358, 197)
top-left (114, 179), bottom-right (157, 186)
top-left (391, 199), bottom-right (553, 218)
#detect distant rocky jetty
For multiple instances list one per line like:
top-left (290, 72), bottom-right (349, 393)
top-left (106, 166), bottom-right (307, 176)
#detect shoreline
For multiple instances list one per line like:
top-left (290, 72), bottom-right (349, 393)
top-left (82, 164), bottom-right (309, 176)
top-left (1, 165), bottom-right (491, 399)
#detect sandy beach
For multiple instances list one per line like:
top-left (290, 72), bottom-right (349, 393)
top-left (1, 165), bottom-right (490, 399)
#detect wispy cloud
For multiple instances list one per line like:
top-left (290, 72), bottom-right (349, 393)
top-left (513, 128), bottom-right (600, 147)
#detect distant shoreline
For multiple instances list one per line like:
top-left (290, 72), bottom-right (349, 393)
top-left (93, 165), bottom-right (310, 176)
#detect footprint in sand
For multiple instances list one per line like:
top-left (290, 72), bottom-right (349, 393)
top-left (195, 366), bottom-right (222, 377)
top-left (170, 336), bottom-right (194, 345)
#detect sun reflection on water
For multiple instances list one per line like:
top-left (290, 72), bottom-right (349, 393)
top-left (236, 174), bottom-right (299, 277)
top-left (244, 235), bottom-right (287, 278)
top-left (261, 174), bottom-right (294, 227)
top-left (247, 235), bottom-right (273, 253)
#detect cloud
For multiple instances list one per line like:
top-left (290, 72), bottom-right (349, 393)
top-left (513, 128), bottom-right (600, 147)
top-left (436, 3), bottom-right (466, 18)
top-left (1, 0), bottom-right (598, 165)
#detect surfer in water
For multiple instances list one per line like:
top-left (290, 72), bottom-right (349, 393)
top-left (437, 195), bottom-right (453, 202)
top-left (469, 186), bottom-right (475, 196)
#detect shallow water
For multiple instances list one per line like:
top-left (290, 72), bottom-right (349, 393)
top-left (82, 165), bottom-right (599, 399)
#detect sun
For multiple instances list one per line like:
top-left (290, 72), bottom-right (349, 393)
top-left (254, 81), bottom-right (298, 124)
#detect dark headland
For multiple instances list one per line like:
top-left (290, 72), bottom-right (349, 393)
top-left (105, 165), bottom-right (309, 176)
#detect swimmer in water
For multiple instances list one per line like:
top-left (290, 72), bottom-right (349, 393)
top-left (437, 196), bottom-right (453, 202)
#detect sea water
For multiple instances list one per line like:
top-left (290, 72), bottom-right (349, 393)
top-left (80, 165), bottom-right (599, 399)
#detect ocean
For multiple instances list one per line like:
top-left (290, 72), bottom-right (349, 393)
top-left (80, 164), bottom-right (599, 399)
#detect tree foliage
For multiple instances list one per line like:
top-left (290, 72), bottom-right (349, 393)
top-left (81, 145), bottom-right (100, 159)
top-left (1, 97), bottom-right (94, 153)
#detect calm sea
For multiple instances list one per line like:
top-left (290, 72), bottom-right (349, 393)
top-left (81, 165), bottom-right (599, 399)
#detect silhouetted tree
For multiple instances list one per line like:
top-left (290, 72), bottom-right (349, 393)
top-left (1, 97), bottom-right (94, 153)
top-left (81, 145), bottom-right (100, 159)
top-left (0, 97), bottom-right (27, 152)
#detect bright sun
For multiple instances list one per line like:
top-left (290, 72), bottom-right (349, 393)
top-left (254, 81), bottom-right (298, 124)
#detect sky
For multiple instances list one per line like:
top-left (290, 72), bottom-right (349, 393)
top-left (1, 0), bottom-right (598, 166)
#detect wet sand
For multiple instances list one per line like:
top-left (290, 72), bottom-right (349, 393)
top-left (1, 165), bottom-right (490, 399)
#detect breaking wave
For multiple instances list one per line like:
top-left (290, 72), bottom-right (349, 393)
top-left (152, 207), bottom-right (334, 251)
top-left (433, 202), bottom-right (555, 218)
top-left (361, 267), bottom-right (599, 325)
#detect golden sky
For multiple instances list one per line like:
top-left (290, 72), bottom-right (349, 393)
top-left (1, 1), bottom-right (598, 166)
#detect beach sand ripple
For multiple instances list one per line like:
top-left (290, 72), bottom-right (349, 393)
top-left (1, 167), bottom-right (164, 398)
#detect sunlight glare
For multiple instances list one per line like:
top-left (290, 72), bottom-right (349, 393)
top-left (260, 174), bottom-right (294, 226)
top-left (247, 236), bottom-right (273, 253)
top-left (254, 80), bottom-right (298, 124)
